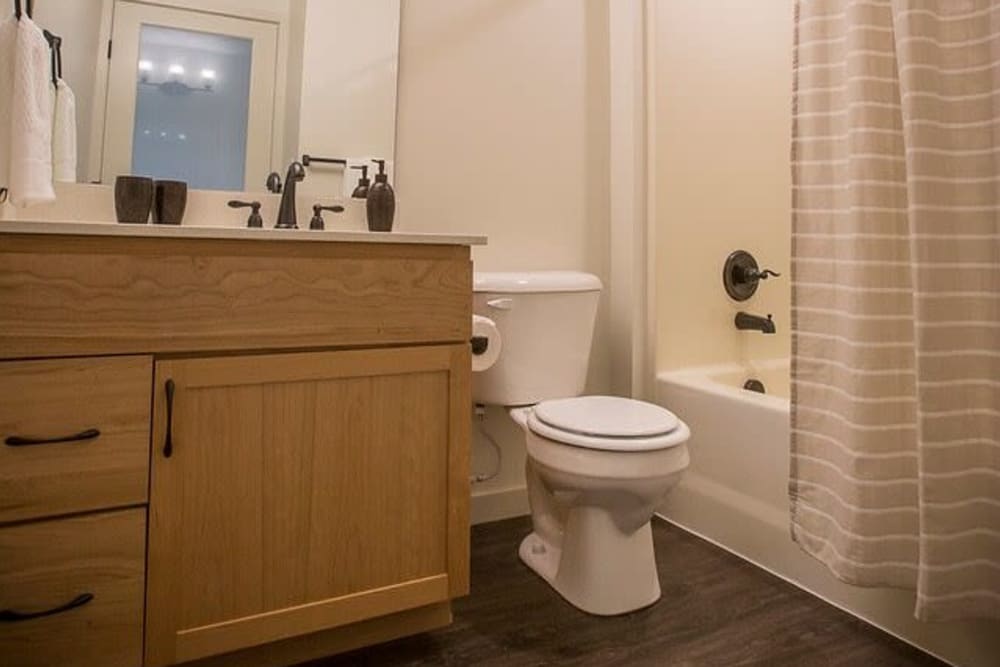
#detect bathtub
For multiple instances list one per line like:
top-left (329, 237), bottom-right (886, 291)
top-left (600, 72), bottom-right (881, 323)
top-left (656, 361), bottom-right (998, 667)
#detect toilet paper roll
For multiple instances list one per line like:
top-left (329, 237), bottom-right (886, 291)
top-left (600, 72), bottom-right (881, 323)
top-left (471, 314), bottom-right (502, 372)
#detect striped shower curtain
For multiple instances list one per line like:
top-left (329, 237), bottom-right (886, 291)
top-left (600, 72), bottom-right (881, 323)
top-left (789, 0), bottom-right (999, 620)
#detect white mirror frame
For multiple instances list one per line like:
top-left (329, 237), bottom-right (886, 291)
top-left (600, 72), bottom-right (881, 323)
top-left (85, 0), bottom-right (291, 186)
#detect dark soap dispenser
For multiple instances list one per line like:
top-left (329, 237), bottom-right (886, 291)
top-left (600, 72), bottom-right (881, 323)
top-left (366, 159), bottom-right (395, 232)
top-left (351, 165), bottom-right (370, 199)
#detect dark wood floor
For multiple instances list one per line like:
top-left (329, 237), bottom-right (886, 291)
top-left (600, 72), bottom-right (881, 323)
top-left (304, 516), bottom-right (946, 666)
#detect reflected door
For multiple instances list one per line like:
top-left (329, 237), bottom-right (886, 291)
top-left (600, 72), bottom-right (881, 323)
top-left (103, 2), bottom-right (277, 190)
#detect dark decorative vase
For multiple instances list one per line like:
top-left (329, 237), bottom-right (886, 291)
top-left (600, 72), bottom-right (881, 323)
top-left (153, 180), bottom-right (187, 225)
top-left (114, 176), bottom-right (153, 224)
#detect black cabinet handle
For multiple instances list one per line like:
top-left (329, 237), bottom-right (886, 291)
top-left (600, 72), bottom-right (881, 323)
top-left (0, 593), bottom-right (94, 622)
top-left (5, 428), bottom-right (101, 447)
top-left (163, 379), bottom-right (175, 458)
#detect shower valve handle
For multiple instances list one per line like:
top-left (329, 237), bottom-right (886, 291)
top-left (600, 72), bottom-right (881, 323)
top-left (750, 268), bottom-right (781, 281)
top-left (737, 266), bottom-right (781, 284)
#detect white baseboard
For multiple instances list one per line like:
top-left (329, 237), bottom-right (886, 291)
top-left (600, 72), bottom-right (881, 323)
top-left (471, 485), bottom-right (529, 525)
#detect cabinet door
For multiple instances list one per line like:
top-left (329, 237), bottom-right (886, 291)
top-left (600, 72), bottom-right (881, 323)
top-left (145, 346), bottom-right (469, 666)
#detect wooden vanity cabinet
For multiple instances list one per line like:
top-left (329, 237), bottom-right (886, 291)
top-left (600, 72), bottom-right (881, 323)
top-left (0, 233), bottom-right (473, 667)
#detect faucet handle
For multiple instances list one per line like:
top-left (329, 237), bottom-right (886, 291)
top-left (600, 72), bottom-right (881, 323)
top-left (309, 203), bottom-right (345, 230)
top-left (228, 199), bottom-right (263, 228)
top-left (752, 268), bottom-right (781, 281)
top-left (265, 172), bottom-right (282, 193)
top-left (723, 250), bottom-right (782, 301)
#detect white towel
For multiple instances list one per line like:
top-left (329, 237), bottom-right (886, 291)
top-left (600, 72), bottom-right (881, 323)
top-left (3, 15), bottom-right (55, 206)
top-left (53, 78), bottom-right (77, 182)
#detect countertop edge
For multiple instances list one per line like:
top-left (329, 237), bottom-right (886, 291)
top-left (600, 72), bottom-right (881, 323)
top-left (0, 220), bottom-right (488, 246)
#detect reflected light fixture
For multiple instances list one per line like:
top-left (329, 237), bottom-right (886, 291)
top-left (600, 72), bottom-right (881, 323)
top-left (138, 59), bottom-right (153, 83)
top-left (138, 61), bottom-right (215, 95)
top-left (200, 68), bottom-right (216, 91)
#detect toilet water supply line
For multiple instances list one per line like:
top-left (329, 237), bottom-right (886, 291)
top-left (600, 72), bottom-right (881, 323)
top-left (471, 404), bottom-right (502, 484)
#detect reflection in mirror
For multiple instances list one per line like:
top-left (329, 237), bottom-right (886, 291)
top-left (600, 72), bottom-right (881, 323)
top-left (131, 25), bottom-right (253, 190)
top-left (33, 0), bottom-right (400, 194)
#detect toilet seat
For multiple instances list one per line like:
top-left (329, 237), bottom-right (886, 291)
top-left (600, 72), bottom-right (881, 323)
top-left (527, 396), bottom-right (687, 452)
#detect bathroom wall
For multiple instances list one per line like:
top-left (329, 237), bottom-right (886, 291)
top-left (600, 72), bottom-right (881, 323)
top-left (394, 0), bottom-right (612, 522)
top-left (652, 0), bottom-right (793, 371)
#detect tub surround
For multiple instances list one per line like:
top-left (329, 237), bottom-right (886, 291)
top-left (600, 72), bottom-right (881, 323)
top-left (0, 228), bottom-right (479, 666)
top-left (652, 0), bottom-right (793, 370)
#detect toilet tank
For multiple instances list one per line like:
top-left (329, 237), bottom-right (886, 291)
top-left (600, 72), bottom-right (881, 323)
top-left (473, 271), bottom-right (602, 406)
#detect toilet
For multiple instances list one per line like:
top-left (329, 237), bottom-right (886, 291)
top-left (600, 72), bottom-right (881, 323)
top-left (473, 271), bottom-right (691, 616)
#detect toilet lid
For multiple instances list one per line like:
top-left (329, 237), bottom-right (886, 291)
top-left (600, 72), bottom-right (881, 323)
top-left (533, 396), bottom-right (680, 438)
top-left (526, 397), bottom-right (689, 452)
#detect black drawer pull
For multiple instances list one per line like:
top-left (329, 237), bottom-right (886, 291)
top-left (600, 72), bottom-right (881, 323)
top-left (0, 593), bottom-right (94, 622)
top-left (4, 428), bottom-right (101, 447)
top-left (163, 379), bottom-right (175, 458)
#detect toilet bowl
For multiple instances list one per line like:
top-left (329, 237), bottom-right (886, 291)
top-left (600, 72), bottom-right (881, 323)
top-left (510, 396), bottom-right (690, 615)
top-left (471, 271), bottom-right (692, 615)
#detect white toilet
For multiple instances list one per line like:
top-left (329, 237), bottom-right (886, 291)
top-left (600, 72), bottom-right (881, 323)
top-left (473, 271), bottom-right (691, 616)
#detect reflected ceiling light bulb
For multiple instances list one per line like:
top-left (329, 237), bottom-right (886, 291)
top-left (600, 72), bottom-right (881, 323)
top-left (200, 69), bottom-right (216, 80)
top-left (138, 60), bottom-right (153, 72)
top-left (168, 64), bottom-right (185, 76)
top-left (178, 133), bottom-right (187, 141)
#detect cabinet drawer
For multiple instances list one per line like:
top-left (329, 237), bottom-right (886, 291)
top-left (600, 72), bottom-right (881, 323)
top-left (0, 356), bottom-right (152, 523)
top-left (0, 508), bottom-right (146, 667)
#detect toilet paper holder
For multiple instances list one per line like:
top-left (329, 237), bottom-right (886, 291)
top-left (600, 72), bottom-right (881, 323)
top-left (471, 336), bottom-right (489, 355)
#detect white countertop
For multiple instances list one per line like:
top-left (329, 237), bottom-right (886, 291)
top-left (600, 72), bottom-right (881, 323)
top-left (0, 220), bottom-right (487, 246)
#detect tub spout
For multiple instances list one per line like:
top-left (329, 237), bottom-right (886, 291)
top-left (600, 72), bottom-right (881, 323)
top-left (735, 311), bottom-right (776, 334)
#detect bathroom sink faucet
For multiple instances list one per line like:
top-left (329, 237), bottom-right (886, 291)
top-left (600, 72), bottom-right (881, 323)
top-left (735, 311), bottom-right (776, 334)
top-left (276, 161), bottom-right (306, 229)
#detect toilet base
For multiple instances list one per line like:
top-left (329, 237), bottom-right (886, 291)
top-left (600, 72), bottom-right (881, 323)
top-left (518, 506), bottom-right (662, 616)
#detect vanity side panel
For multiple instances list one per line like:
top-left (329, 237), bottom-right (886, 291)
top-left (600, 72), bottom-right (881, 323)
top-left (0, 234), bottom-right (472, 359)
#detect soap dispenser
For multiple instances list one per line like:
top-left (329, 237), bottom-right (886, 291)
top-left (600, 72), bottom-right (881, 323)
top-left (350, 165), bottom-right (370, 199)
top-left (366, 159), bottom-right (395, 232)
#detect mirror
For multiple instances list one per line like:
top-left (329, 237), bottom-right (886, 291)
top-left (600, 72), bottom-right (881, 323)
top-left (33, 0), bottom-right (400, 196)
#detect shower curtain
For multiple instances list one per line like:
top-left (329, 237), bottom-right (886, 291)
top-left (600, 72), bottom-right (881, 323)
top-left (789, 0), bottom-right (999, 621)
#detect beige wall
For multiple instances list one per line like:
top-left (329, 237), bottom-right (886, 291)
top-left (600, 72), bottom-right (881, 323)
top-left (653, 0), bottom-right (793, 370)
top-left (394, 0), bottom-right (612, 520)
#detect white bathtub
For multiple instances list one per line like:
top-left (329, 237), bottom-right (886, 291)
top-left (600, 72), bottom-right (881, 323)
top-left (656, 361), bottom-right (999, 667)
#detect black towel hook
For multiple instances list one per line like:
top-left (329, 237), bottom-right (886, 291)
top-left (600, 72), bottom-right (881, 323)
top-left (43, 29), bottom-right (60, 86)
top-left (14, 0), bottom-right (32, 19)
